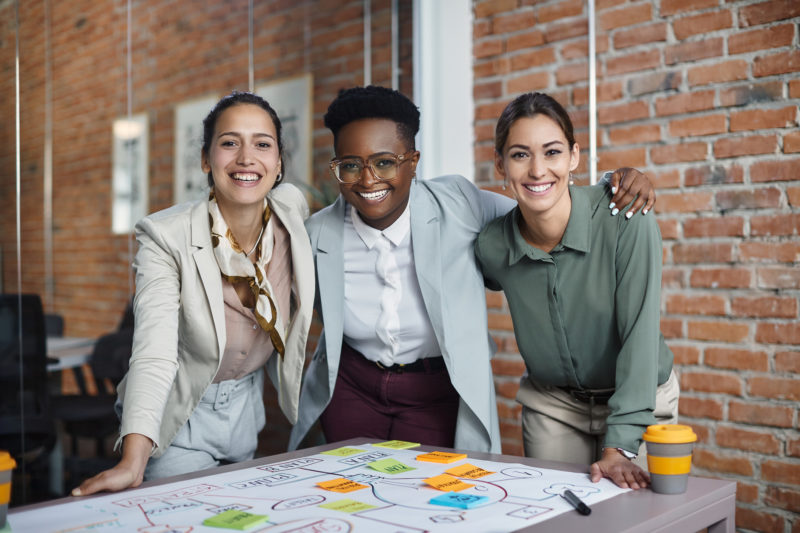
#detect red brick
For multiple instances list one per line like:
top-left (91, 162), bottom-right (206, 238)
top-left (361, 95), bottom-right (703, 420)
top-left (656, 191), bottom-right (713, 213)
top-left (495, 380), bottom-right (520, 399)
top-left (474, 57), bottom-right (511, 78)
top-left (614, 22), bottom-right (667, 49)
top-left (499, 422), bottom-right (523, 440)
top-left (729, 400), bottom-right (794, 428)
top-left (762, 460), bottom-right (800, 485)
top-left (492, 10), bottom-right (536, 34)
top-left (491, 357), bottom-right (527, 376)
top-left (735, 508), bottom-right (785, 533)
top-left (685, 217), bottom-right (744, 238)
top-left (693, 448), bottom-right (754, 476)
top-left (663, 268), bottom-right (687, 288)
top-left (555, 62), bottom-right (588, 85)
top-left (657, 219), bottom-right (679, 240)
top-left (688, 320), bottom-right (749, 343)
top-left (716, 187), bottom-right (781, 210)
top-left (749, 377), bottom-right (800, 401)
top-left (789, 187), bottom-right (800, 207)
top-left (651, 142), bottom-right (708, 164)
top-left (751, 214), bottom-right (800, 237)
top-left (720, 81), bottom-right (784, 107)
top-left (537, 0), bottom-right (583, 23)
top-left (688, 59), bottom-right (748, 86)
top-left (655, 90), bottom-right (715, 116)
top-left (474, 37), bottom-right (504, 59)
top-left (507, 71), bottom-right (551, 94)
top-left (660, 0), bottom-right (717, 16)
top-left (598, 2), bottom-right (652, 31)
top-left (685, 165), bottom-right (744, 187)
top-left (474, 80), bottom-right (503, 99)
top-left (665, 38), bottom-right (723, 65)
top-left (686, 423), bottom-right (711, 444)
top-left (669, 344), bottom-right (700, 365)
top-left (544, 17), bottom-right (589, 43)
top-left (756, 321), bottom-right (800, 344)
top-left (751, 159), bottom-right (800, 183)
top-left (729, 23), bottom-right (794, 55)
top-left (705, 347), bottom-right (769, 371)
top-left (790, 437), bottom-right (800, 458)
top-left (500, 441), bottom-right (524, 457)
top-left (474, 0), bottom-right (517, 18)
top-left (660, 318), bottom-right (683, 338)
top-left (740, 0), bottom-right (800, 27)
top-left (507, 29), bottom-right (546, 52)
top-left (731, 296), bottom-right (797, 319)
top-left (673, 10), bottom-right (733, 40)
top-left (607, 124), bottom-right (662, 147)
top-left (681, 371), bottom-right (742, 395)
top-left (510, 48), bottom-right (556, 71)
top-left (597, 101), bottom-right (650, 125)
top-left (605, 49), bottom-right (661, 77)
top-left (792, 79), bottom-right (800, 98)
top-left (785, 132), bottom-right (800, 154)
top-left (740, 242), bottom-right (800, 263)
top-left (485, 291), bottom-right (505, 309)
top-left (474, 19), bottom-right (491, 38)
top-left (758, 267), bottom-right (800, 290)
top-left (666, 293), bottom-right (727, 315)
top-left (765, 486), bottom-right (800, 514)
top-left (597, 147), bottom-right (647, 170)
top-left (628, 71), bottom-right (682, 96)
top-left (669, 114), bottom-right (726, 138)
top-left (714, 134), bottom-right (778, 159)
top-left (736, 482), bottom-right (760, 504)
top-left (678, 396), bottom-right (724, 419)
top-left (776, 351), bottom-right (800, 373)
top-left (731, 106), bottom-right (797, 132)
top-left (488, 312), bottom-right (514, 331)
top-left (717, 425), bottom-right (781, 454)
top-left (496, 401), bottom-right (522, 420)
top-left (560, 35), bottom-right (610, 61)
top-left (652, 169), bottom-right (681, 189)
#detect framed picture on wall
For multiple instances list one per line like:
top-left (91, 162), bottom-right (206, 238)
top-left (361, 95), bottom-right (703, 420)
top-left (174, 94), bottom-right (219, 204)
top-left (256, 73), bottom-right (313, 185)
top-left (112, 113), bottom-right (149, 234)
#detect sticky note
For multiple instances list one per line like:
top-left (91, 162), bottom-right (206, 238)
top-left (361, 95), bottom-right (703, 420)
top-left (203, 509), bottom-right (269, 530)
top-left (424, 474), bottom-right (474, 492)
top-left (416, 451), bottom-right (467, 464)
top-left (368, 458), bottom-right (416, 474)
top-left (446, 463), bottom-right (494, 479)
top-left (373, 440), bottom-right (420, 450)
top-left (317, 478), bottom-right (369, 493)
top-left (319, 499), bottom-right (377, 513)
top-left (430, 492), bottom-right (490, 509)
top-left (321, 446), bottom-right (366, 457)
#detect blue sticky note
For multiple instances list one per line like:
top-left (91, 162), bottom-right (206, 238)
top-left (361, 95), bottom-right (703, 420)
top-left (429, 492), bottom-right (489, 509)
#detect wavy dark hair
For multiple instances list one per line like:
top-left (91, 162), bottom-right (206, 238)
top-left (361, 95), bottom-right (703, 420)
top-left (495, 92), bottom-right (575, 154)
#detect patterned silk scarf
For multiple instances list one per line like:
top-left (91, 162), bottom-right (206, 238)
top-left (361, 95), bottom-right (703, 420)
top-left (208, 191), bottom-right (285, 358)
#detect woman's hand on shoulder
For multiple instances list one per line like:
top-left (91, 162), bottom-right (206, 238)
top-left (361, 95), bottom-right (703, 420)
top-left (608, 167), bottom-right (656, 219)
top-left (71, 433), bottom-right (152, 496)
top-left (590, 447), bottom-right (650, 490)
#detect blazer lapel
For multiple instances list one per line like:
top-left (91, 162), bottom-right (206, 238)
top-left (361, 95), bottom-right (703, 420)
top-left (190, 202), bottom-right (226, 356)
top-left (316, 196), bottom-right (346, 389)
top-left (410, 183), bottom-right (446, 341)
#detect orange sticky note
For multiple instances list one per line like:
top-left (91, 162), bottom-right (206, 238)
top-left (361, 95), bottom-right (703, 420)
top-left (416, 451), bottom-right (467, 464)
top-left (424, 474), bottom-right (474, 492)
top-left (316, 478), bottom-right (369, 493)
top-left (445, 463), bottom-right (494, 479)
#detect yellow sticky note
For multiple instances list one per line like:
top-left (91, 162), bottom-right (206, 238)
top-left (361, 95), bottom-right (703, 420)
top-left (319, 499), bottom-right (377, 513)
top-left (373, 440), bottom-right (420, 450)
top-left (424, 474), bottom-right (474, 492)
top-left (316, 478), bottom-right (369, 493)
top-left (321, 446), bottom-right (366, 457)
top-left (445, 463), bottom-right (494, 479)
top-left (416, 451), bottom-right (467, 464)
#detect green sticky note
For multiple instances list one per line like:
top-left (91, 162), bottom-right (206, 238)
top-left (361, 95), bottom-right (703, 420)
top-left (203, 509), bottom-right (269, 530)
top-left (321, 446), bottom-right (366, 457)
top-left (368, 458), bottom-right (416, 474)
top-left (319, 499), bottom-right (377, 513)
top-left (373, 440), bottom-right (420, 450)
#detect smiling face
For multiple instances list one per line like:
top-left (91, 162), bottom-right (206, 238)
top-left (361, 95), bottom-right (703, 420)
top-left (496, 114), bottom-right (579, 219)
top-left (201, 103), bottom-right (281, 213)
top-left (335, 118), bottom-right (419, 230)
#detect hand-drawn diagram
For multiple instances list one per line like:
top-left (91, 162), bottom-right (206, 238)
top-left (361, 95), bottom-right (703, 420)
top-left (10, 444), bottom-right (628, 532)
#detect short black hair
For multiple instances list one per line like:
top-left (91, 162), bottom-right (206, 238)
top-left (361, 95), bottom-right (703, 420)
top-left (202, 90), bottom-right (285, 187)
top-left (324, 85), bottom-right (420, 150)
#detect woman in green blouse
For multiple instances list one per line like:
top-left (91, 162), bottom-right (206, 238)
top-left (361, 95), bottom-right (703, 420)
top-left (475, 92), bottom-right (678, 490)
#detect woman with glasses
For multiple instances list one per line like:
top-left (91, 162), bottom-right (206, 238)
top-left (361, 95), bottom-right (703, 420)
top-left (73, 91), bottom-right (314, 495)
top-left (289, 86), bottom-right (656, 453)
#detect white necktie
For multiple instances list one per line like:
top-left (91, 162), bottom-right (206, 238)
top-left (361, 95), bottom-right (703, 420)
top-left (374, 235), bottom-right (401, 366)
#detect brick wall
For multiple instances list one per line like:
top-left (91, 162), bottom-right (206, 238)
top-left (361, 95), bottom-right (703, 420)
top-left (473, 1), bottom-right (799, 531)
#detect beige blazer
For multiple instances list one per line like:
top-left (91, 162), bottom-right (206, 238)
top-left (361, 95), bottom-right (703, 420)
top-left (116, 184), bottom-right (314, 458)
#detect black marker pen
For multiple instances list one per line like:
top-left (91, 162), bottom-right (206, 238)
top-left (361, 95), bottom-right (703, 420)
top-left (562, 489), bottom-right (592, 515)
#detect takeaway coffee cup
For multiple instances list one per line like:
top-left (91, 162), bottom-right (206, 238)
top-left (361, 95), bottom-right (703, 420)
top-left (642, 424), bottom-right (697, 494)
top-left (0, 451), bottom-right (15, 528)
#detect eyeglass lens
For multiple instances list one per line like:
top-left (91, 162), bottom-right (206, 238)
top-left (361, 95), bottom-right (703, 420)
top-left (335, 154), bottom-right (402, 182)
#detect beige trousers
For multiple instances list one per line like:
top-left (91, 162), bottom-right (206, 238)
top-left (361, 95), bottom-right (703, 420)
top-left (519, 370), bottom-right (679, 470)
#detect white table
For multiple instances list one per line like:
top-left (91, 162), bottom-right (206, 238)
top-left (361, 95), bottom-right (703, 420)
top-left (46, 337), bottom-right (96, 371)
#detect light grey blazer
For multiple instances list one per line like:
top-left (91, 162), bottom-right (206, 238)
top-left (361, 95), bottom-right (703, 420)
top-left (117, 183), bottom-right (315, 458)
top-left (289, 175), bottom-right (515, 453)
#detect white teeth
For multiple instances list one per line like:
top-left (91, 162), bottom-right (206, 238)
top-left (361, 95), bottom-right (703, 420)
top-left (524, 183), bottom-right (552, 193)
top-left (232, 172), bottom-right (260, 181)
top-left (358, 189), bottom-right (389, 200)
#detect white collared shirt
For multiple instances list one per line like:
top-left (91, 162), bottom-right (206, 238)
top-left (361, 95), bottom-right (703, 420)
top-left (342, 203), bottom-right (441, 366)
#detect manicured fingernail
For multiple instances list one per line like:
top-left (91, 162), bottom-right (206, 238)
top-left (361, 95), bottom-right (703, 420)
top-left (72, 488), bottom-right (81, 496)
top-left (642, 208), bottom-right (649, 215)
top-left (626, 211), bottom-right (633, 219)
top-left (611, 186), bottom-right (617, 194)
top-left (611, 208), bottom-right (619, 216)
top-left (608, 202), bottom-right (616, 210)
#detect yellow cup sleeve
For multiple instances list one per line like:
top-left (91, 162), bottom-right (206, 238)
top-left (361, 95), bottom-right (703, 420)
top-left (0, 481), bottom-right (10, 505)
top-left (647, 454), bottom-right (692, 475)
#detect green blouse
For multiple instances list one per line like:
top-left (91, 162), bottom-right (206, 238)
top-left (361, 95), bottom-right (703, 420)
top-left (475, 184), bottom-right (673, 453)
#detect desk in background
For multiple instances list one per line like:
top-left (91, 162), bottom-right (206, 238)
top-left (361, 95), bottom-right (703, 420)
top-left (12, 438), bottom-right (736, 532)
top-left (46, 337), bottom-right (95, 372)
